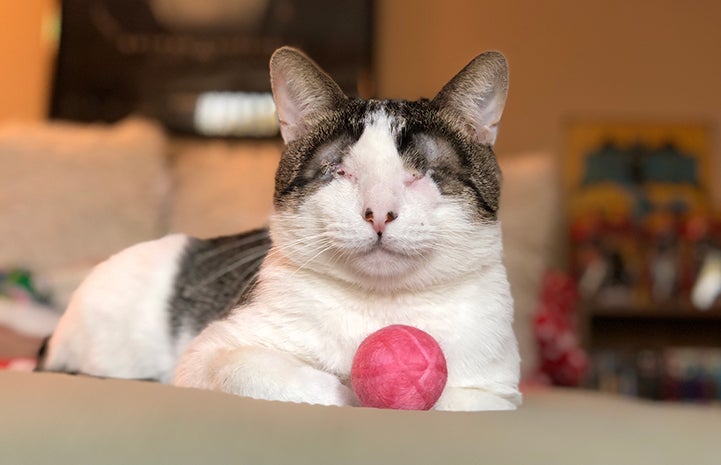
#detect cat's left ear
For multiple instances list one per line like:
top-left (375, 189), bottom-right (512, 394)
top-left (270, 46), bottom-right (347, 144)
top-left (432, 51), bottom-right (509, 146)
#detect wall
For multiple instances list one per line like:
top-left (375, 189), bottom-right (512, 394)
top-left (0, 0), bottom-right (55, 122)
top-left (376, 0), bottom-right (721, 202)
top-left (2, 0), bottom-right (720, 199)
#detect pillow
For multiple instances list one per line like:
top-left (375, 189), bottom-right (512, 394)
top-left (498, 152), bottom-right (563, 379)
top-left (168, 140), bottom-right (281, 238)
top-left (0, 118), bottom-right (168, 274)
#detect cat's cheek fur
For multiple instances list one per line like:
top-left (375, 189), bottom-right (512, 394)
top-left (40, 234), bottom-right (191, 382)
top-left (299, 182), bottom-right (422, 286)
top-left (285, 174), bottom-right (448, 288)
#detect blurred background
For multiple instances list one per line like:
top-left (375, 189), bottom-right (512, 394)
top-left (1, 0), bottom-right (721, 403)
top-left (3, 0), bottom-right (721, 167)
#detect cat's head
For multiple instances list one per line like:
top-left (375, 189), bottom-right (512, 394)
top-left (268, 47), bottom-right (509, 292)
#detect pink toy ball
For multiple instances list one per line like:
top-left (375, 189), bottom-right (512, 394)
top-left (351, 325), bottom-right (448, 410)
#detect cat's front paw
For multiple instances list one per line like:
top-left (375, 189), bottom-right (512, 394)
top-left (434, 386), bottom-right (520, 411)
top-left (179, 345), bottom-right (357, 407)
top-left (282, 365), bottom-right (358, 407)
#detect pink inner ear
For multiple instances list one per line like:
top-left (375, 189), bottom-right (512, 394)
top-left (469, 93), bottom-right (504, 146)
top-left (433, 51), bottom-right (508, 146)
top-left (270, 47), bottom-right (349, 144)
top-left (272, 77), bottom-right (304, 143)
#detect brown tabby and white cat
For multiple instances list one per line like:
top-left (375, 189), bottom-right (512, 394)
top-left (38, 47), bottom-right (521, 410)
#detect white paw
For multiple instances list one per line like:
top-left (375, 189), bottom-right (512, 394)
top-left (277, 364), bottom-right (357, 406)
top-left (178, 345), bottom-right (357, 407)
top-left (434, 386), bottom-right (520, 411)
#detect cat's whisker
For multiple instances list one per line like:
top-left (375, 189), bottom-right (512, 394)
top-left (192, 254), bottom-right (267, 293)
top-left (266, 238), bottom-right (328, 261)
top-left (263, 230), bottom-right (336, 263)
top-left (325, 247), bottom-right (351, 269)
top-left (195, 230), bottom-right (271, 261)
top-left (185, 247), bottom-right (271, 293)
top-left (229, 256), bottom-right (267, 296)
top-left (289, 242), bottom-right (336, 277)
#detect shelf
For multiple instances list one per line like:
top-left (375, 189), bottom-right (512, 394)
top-left (589, 304), bottom-right (721, 321)
top-left (584, 303), bottom-right (721, 350)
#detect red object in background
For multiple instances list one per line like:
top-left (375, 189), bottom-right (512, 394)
top-left (533, 272), bottom-right (589, 386)
top-left (0, 358), bottom-right (36, 371)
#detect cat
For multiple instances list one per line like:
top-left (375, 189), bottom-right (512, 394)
top-left (38, 46), bottom-right (521, 411)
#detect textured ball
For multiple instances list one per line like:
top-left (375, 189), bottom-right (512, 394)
top-left (351, 325), bottom-right (448, 410)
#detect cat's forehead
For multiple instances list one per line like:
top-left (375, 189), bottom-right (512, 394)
top-left (353, 99), bottom-right (433, 133)
top-left (341, 101), bottom-right (440, 172)
top-left (344, 108), bottom-right (404, 173)
top-left (348, 100), bottom-right (457, 167)
top-left (362, 104), bottom-right (404, 134)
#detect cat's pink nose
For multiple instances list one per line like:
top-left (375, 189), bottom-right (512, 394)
top-left (364, 208), bottom-right (398, 235)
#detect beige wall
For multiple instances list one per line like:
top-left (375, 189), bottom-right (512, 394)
top-left (2, 0), bottom-right (720, 190)
top-left (376, 1), bottom-right (721, 180)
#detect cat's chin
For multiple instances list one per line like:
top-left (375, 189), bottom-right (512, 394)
top-left (340, 246), bottom-right (425, 287)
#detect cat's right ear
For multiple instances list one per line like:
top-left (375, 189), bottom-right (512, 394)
top-left (270, 47), bottom-right (347, 144)
top-left (432, 51), bottom-right (509, 146)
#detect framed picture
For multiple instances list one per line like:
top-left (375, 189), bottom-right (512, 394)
top-left (50, 0), bottom-right (374, 138)
top-left (564, 121), bottom-right (715, 308)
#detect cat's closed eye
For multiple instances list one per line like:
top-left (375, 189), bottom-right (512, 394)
top-left (404, 170), bottom-right (424, 186)
top-left (319, 159), bottom-right (338, 177)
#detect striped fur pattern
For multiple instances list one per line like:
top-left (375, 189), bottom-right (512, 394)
top-left (40, 47), bottom-right (521, 410)
top-left (38, 230), bottom-right (270, 382)
top-left (168, 229), bottom-right (270, 336)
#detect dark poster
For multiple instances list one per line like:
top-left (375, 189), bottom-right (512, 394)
top-left (50, 0), bottom-right (374, 137)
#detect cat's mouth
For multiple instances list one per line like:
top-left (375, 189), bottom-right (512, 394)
top-left (360, 238), bottom-right (418, 260)
top-left (343, 242), bottom-right (427, 283)
top-left (367, 242), bottom-right (401, 256)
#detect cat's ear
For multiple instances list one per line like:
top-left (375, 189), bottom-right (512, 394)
top-left (432, 51), bottom-right (509, 146)
top-left (270, 47), bottom-right (347, 144)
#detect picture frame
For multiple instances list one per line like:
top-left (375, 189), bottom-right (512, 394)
top-left (564, 121), bottom-right (715, 308)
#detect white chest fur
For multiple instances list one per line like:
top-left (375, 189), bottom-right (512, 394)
top-left (174, 223), bottom-right (521, 410)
